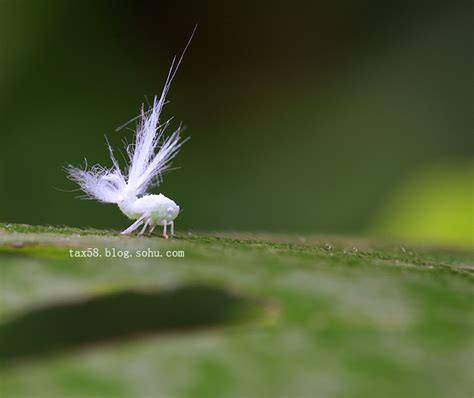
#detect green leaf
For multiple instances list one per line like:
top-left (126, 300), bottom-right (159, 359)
top-left (0, 223), bottom-right (472, 398)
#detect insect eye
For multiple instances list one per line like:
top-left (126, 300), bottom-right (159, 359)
top-left (166, 207), bottom-right (174, 214)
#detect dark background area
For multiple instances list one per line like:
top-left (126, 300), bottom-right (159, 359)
top-left (0, 0), bottom-right (471, 244)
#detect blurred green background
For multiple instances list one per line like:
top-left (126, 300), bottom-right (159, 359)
top-left (0, 0), bottom-right (472, 245)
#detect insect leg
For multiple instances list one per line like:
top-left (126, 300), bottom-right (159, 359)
top-left (121, 215), bottom-right (146, 235)
top-left (138, 219), bottom-right (150, 235)
top-left (170, 221), bottom-right (175, 236)
top-left (149, 223), bottom-right (157, 235)
top-left (163, 220), bottom-right (168, 239)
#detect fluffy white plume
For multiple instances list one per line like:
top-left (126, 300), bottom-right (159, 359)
top-left (126, 96), bottom-right (186, 197)
top-left (67, 30), bottom-right (194, 203)
top-left (67, 94), bottom-right (186, 203)
top-left (66, 164), bottom-right (126, 203)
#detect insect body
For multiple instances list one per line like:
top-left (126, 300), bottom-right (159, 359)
top-left (67, 42), bottom-right (191, 238)
top-left (118, 194), bottom-right (180, 237)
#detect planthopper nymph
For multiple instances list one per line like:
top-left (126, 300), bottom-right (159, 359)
top-left (66, 31), bottom-right (194, 238)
